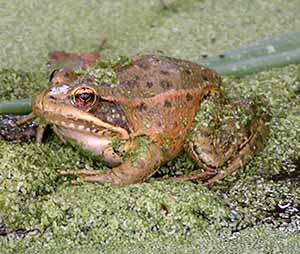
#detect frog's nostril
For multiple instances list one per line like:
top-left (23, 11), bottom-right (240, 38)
top-left (49, 95), bottom-right (56, 101)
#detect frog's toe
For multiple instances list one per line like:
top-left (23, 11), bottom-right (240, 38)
top-left (59, 169), bottom-right (116, 184)
top-left (12, 112), bottom-right (36, 127)
top-left (35, 124), bottom-right (47, 144)
top-left (81, 174), bottom-right (114, 184)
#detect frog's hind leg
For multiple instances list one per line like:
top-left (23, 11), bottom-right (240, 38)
top-left (206, 115), bottom-right (268, 183)
top-left (180, 96), bottom-right (270, 184)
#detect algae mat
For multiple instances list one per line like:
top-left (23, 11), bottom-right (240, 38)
top-left (1, 0), bottom-right (300, 253)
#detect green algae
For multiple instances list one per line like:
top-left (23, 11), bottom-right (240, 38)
top-left (74, 56), bottom-right (133, 87)
top-left (2, 0), bottom-right (300, 72)
top-left (0, 69), bottom-right (47, 114)
top-left (1, 225), bottom-right (300, 254)
top-left (0, 69), bottom-right (47, 101)
top-left (125, 136), bottom-right (155, 167)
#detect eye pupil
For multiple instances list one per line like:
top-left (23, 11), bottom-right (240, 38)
top-left (79, 92), bottom-right (91, 101)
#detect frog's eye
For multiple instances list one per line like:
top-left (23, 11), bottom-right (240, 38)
top-left (71, 87), bottom-right (97, 108)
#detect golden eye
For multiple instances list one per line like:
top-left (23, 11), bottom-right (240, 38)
top-left (71, 87), bottom-right (97, 107)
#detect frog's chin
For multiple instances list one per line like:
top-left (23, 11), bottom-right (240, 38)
top-left (53, 126), bottom-right (123, 167)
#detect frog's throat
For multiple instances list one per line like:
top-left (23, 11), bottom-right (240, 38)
top-left (32, 93), bottom-right (129, 140)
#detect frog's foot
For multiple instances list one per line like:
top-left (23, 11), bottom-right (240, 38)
top-left (59, 137), bottom-right (163, 186)
top-left (185, 96), bottom-right (270, 184)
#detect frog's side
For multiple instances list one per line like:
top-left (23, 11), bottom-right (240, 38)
top-left (31, 54), bottom-right (270, 186)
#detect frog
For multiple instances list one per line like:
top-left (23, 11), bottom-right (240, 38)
top-left (21, 53), bottom-right (270, 186)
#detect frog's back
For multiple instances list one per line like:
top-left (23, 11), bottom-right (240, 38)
top-left (112, 55), bottom-right (221, 99)
top-left (101, 55), bottom-right (222, 159)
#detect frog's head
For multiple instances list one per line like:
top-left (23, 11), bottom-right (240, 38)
top-left (32, 68), bottom-right (129, 165)
top-left (33, 68), bottom-right (129, 139)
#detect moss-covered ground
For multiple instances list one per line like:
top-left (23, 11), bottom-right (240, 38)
top-left (1, 0), bottom-right (300, 253)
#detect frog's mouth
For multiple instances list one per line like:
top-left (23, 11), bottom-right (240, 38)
top-left (32, 90), bottom-right (129, 140)
top-left (53, 125), bottom-right (123, 167)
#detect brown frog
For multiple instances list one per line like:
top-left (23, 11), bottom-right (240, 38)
top-left (23, 54), bottom-right (270, 186)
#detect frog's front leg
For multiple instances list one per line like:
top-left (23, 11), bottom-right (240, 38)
top-left (59, 136), bottom-right (163, 186)
top-left (181, 96), bottom-right (270, 183)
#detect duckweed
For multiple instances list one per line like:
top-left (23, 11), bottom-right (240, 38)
top-left (73, 56), bottom-right (133, 87)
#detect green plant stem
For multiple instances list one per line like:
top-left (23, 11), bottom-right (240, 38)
top-left (0, 98), bottom-right (32, 115)
top-left (202, 31), bottom-right (300, 67)
top-left (211, 47), bottom-right (300, 77)
top-left (200, 31), bottom-right (300, 76)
